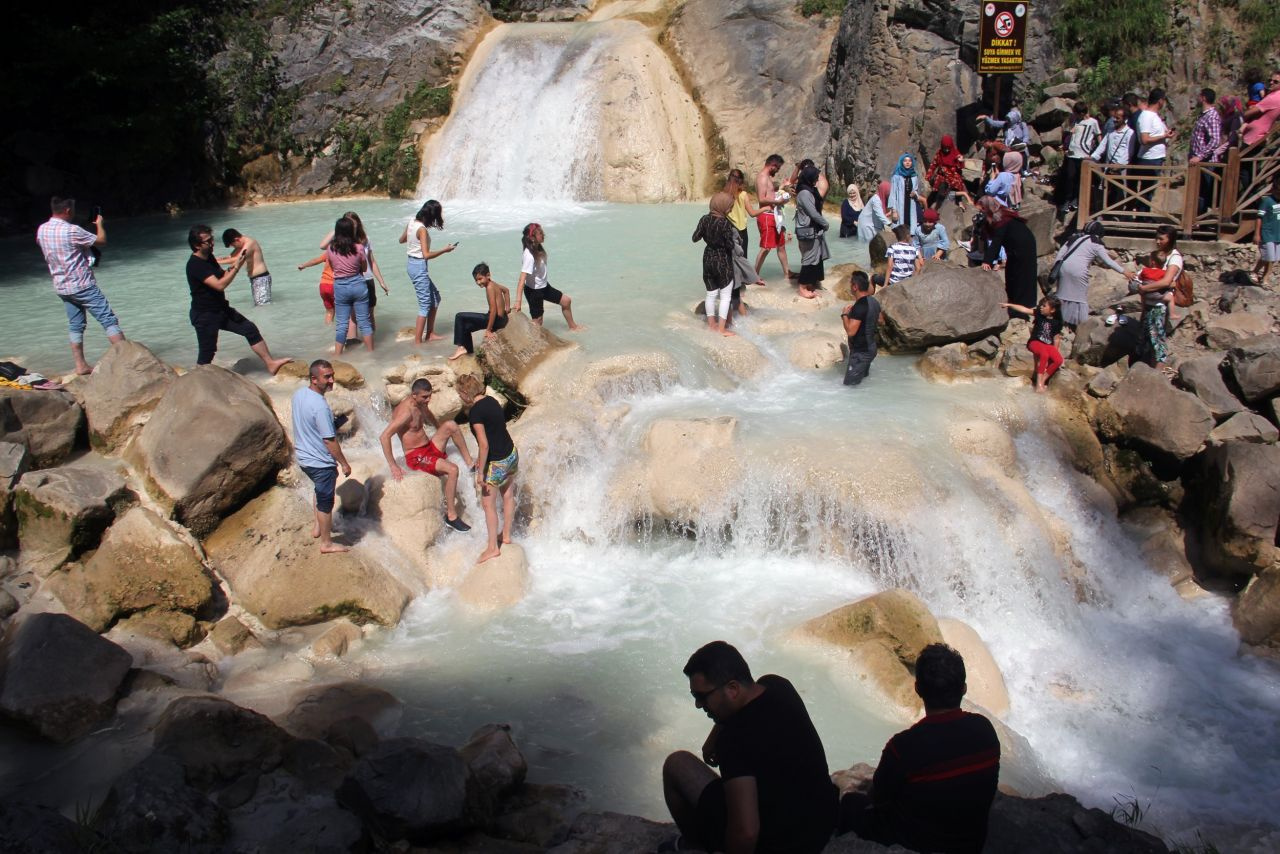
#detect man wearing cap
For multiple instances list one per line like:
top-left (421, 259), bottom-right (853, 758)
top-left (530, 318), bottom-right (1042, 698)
top-left (912, 209), bottom-right (950, 262)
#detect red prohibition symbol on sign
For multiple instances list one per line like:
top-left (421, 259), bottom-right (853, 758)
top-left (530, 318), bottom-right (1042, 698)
top-left (993, 11), bottom-right (1015, 37)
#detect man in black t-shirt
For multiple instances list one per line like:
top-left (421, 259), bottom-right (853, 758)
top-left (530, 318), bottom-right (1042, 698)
top-left (837, 643), bottom-right (1000, 854)
top-left (185, 224), bottom-right (292, 372)
top-left (661, 641), bottom-right (837, 854)
top-left (842, 270), bottom-right (881, 387)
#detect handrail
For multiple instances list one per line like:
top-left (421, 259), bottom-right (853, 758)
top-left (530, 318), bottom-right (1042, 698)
top-left (1077, 133), bottom-right (1280, 242)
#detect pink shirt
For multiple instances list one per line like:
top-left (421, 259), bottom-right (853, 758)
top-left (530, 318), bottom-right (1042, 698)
top-left (325, 244), bottom-right (366, 279)
top-left (36, 217), bottom-right (97, 295)
top-left (1243, 90), bottom-right (1280, 147)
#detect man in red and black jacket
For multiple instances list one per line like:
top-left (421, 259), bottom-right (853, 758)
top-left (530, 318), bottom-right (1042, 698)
top-left (838, 643), bottom-right (1001, 854)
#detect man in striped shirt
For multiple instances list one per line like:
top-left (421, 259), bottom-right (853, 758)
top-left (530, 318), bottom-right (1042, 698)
top-left (838, 643), bottom-right (1000, 854)
top-left (35, 196), bottom-right (124, 375)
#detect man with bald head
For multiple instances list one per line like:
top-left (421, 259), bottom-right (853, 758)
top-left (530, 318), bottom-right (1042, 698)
top-left (291, 359), bottom-right (352, 553)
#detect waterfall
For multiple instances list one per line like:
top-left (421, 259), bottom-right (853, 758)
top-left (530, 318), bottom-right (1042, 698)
top-left (417, 21), bottom-right (710, 203)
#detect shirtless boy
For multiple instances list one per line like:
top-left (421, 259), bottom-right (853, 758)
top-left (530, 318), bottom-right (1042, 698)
top-left (755, 154), bottom-right (793, 280)
top-left (379, 378), bottom-right (476, 532)
top-left (220, 228), bottom-right (273, 306)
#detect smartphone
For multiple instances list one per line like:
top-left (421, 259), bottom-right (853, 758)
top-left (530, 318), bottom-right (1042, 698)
top-left (94, 206), bottom-right (103, 219)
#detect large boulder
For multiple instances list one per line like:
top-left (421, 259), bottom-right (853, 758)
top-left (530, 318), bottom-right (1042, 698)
top-left (788, 334), bottom-right (847, 370)
top-left (876, 267), bottom-right (1008, 352)
top-left (1205, 312), bottom-right (1272, 350)
top-left (456, 544), bottom-right (531, 612)
top-left (460, 724), bottom-right (527, 803)
top-left (1019, 198), bottom-right (1056, 254)
top-left (1104, 363), bottom-right (1214, 461)
top-left (276, 358), bottom-right (365, 389)
top-left (204, 487), bottom-right (411, 629)
top-left (14, 462), bottom-right (133, 575)
top-left (0, 387), bottom-right (83, 468)
top-left (608, 417), bottom-right (739, 528)
top-left (1188, 443), bottom-right (1280, 577)
top-left (0, 441), bottom-right (28, 550)
top-left (1071, 315), bottom-right (1142, 367)
top-left (132, 365), bottom-right (290, 536)
top-left (153, 695), bottom-right (293, 788)
top-left (799, 589), bottom-right (944, 715)
top-left (1226, 335), bottom-right (1280, 403)
top-left (1209, 412), bottom-right (1279, 445)
top-left (92, 753), bottom-right (230, 854)
top-left (478, 311), bottom-right (573, 398)
top-left (368, 474), bottom-right (445, 572)
top-left (0, 612), bottom-right (132, 742)
top-left (282, 680), bottom-right (403, 741)
top-left (984, 791), bottom-right (1170, 854)
top-left (1177, 356), bottom-right (1246, 420)
top-left (78, 341), bottom-right (175, 452)
top-left (1236, 563), bottom-right (1280, 651)
top-left (44, 507), bottom-right (212, 633)
top-left (337, 737), bottom-right (478, 842)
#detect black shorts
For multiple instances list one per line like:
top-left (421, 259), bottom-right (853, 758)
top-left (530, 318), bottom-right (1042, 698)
top-left (524, 283), bottom-right (565, 319)
top-left (695, 779), bottom-right (728, 853)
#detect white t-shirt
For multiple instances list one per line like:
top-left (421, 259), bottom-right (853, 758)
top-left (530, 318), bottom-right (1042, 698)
top-left (1137, 110), bottom-right (1168, 161)
top-left (406, 219), bottom-right (426, 259)
top-left (521, 248), bottom-right (548, 289)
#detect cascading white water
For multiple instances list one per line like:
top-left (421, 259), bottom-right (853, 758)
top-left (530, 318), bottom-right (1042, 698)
top-left (417, 21), bottom-right (710, 203)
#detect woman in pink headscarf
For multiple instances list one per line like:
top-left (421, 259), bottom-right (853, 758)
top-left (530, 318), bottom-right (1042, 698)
top-left (857, 179), bottom-right (897, 266)
top-left (984, 152), bottom-right (1024, 208)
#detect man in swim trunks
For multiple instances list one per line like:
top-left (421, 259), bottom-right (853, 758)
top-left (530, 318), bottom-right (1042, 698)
top-left (755, 154), bottom-right (793, 280)
top-left (379, 377), bottom-right (475, 532)
top-left (220, 228), bottom-right (273, 306)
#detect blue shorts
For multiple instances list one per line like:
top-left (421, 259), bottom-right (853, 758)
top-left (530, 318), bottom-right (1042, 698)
top-left (407, 257), bottom-right (441, 317)
top-left (301, 465), bottom-right (337, 513)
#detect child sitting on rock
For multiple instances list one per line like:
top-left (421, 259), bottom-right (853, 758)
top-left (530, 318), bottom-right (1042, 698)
top-left (886, 225), bottom-right (923, 286)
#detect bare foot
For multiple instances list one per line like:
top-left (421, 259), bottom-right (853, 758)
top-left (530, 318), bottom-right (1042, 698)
top-left (752, 279), bottom-right (767, 287)
top-left (501, 536), bottom-right (512, 545)
top-left (427, 333), bottom-right (445, 342)
top-left (568, 324), bottom-right (585, 332)
top-left (320, 543), bottom-right (350, 554)
top-left (476, 547), bottom-right (502, 564)
top-left (267, 357), bottom-right (293, 376)
top-left (721, 329), bottom-right (738, 337)
top-left (798, 288), bottom-right (817, 299)
top-left (447, 347), bottom-right (468, 361)
top-left (75, 364), bottom-right (94, 376)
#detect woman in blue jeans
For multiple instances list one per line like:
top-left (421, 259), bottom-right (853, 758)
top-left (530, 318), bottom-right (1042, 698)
top-left (324, 217), bottom-right (372, 355)
top-left (398, 199), bottom-right (457, 346)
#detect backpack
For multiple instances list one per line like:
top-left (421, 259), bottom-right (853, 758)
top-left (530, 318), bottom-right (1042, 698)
top-left (1174, 270), bottom-right (1195, 307)
top-left (1127, 111), bottom-right (1144, 163)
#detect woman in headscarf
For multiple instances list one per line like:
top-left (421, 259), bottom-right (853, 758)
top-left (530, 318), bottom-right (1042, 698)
top-left (978, 108), bottom-right (1030, 172)
top-left (925, 135), bottom-right (973, 210)
top-left (692, 192), bottom-right (738, 336)
top-left (979, 196), bottom-right (1037, 312)
top-left (984, 152), bottom-right (1024, 208)
top-left (840, 183), bottom-right (864, 238)
top-left (794, 165), bottom-right (830, 299)
top-left (857, 179), bottom-right (897, 265)
top-left (887, 154), bottom-right (923, 234)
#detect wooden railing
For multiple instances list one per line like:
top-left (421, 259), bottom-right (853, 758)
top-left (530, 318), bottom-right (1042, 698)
top-left (1078, 135), bottom-right (1280, 242)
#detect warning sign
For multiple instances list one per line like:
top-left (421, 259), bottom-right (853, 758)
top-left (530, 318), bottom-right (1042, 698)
top-left (978, 1), bottom-right (1029, 75)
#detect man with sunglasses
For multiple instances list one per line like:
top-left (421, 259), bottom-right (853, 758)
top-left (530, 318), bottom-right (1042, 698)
top-left (660, 641), bottom-right (837, 853)
top-left (1242, 70), bottom-right (1280, 147)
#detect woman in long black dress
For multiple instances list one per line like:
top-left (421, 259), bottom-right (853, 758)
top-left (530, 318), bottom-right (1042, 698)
top-left (980, 196), bottom-right (1038, 313)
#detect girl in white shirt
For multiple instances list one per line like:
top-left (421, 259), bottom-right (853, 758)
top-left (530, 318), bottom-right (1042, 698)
top-left (513, 223), bottom-right (582, 331)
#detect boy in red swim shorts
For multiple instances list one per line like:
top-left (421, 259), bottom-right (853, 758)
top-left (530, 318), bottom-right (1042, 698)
top-left (379, 377), bottom-right (476, 531)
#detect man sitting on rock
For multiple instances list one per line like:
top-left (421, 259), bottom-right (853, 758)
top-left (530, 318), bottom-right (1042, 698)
top-left (660, 641), bottom-right (838, 853)
top-left (379, 377), bottom-right (475, 532)
top-left (837, 643), bottom-right (1000, 854)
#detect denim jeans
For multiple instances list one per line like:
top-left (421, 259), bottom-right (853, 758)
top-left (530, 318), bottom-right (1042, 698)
top-left (60, 283), bottom-right (121, 343)
top-left (333, 274), bottom-right (372, 344)
top-left (407, 257), bottom-right (441, 317)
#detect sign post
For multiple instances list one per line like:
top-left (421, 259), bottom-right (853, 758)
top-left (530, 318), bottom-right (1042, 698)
top-left (978, 1), bottom-right (1029, 119)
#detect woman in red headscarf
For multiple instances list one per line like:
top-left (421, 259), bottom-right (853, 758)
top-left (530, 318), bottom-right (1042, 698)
top-left (926, 135), bottom-right (974, 210)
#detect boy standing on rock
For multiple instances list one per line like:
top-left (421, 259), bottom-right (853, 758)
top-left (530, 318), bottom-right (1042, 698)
top-left (378, 378), bottom-right (474, 532)
top-left (292, 359), bottom-right (351, 554)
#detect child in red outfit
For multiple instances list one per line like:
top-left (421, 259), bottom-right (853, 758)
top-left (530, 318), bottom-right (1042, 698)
top-left (1002, 296), bottom-right (1064, 393)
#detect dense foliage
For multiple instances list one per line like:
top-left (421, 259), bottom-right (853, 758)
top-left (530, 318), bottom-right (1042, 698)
top-left (1052, 0), bottom-right (1172, 101)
